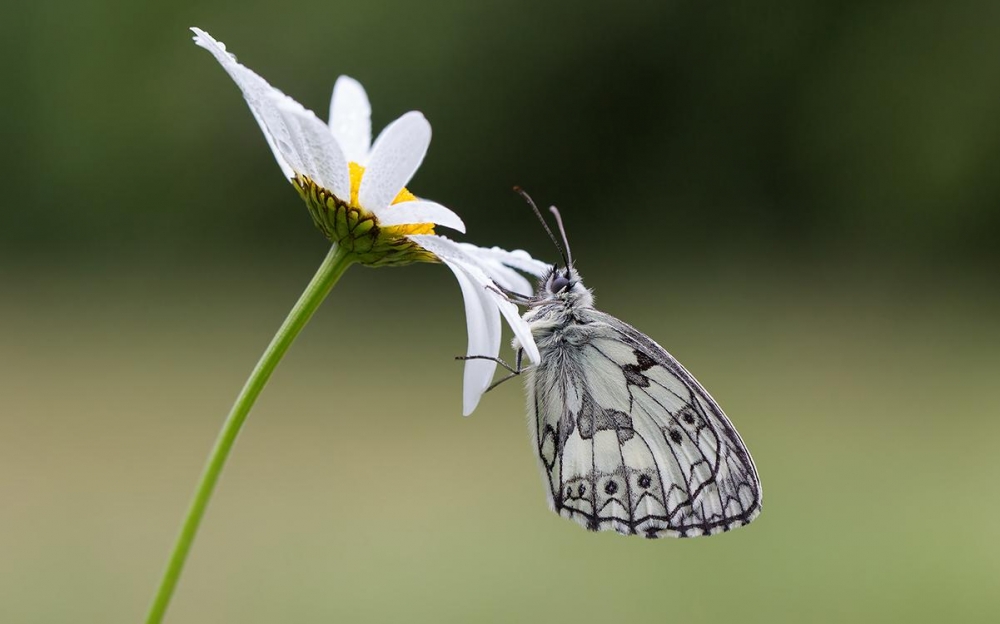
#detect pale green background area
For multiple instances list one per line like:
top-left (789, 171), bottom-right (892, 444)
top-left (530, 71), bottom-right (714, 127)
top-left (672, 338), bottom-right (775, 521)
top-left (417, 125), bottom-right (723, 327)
top-left (3, 268), bottom-right (999, 622)
top-left (3, 0), bottom-right (1000, 622)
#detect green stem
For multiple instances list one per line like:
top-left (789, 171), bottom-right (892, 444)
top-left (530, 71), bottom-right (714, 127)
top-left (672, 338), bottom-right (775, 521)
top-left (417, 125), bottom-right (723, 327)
top-left (145, 243), bottom-right (354, 624)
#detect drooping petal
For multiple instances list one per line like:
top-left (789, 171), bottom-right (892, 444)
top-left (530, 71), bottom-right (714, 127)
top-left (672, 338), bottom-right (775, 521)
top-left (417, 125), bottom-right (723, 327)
top-left (412, 236), bottom-right (542, 363)
top-left (443, 260), bottom-right (501, 416)
top-left (191, 28), bottom-right (351, 199)
top-left (271, 94), bottom-right (351, 200)
top-left (454, 243), bottom-right (549, 297)
top-left (457, 248), bottom-right (531, 296)
top-left (376, 200), bottom-right (465, 233)
top-left (465, 246), bottom-right (551, 278)
top-left (486, 286), bottom-right (541, 365)
top-left (359, 112), bottom-right (431, 213)
top-left (410, 234), bottom-right (544, 414)
top-left (329, 75), bottom-right (372, 164)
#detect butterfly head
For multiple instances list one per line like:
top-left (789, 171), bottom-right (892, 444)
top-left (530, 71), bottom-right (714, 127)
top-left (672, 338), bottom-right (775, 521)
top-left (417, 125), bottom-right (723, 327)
top-left (537, 264), bottom-right (592, 307)
top-left (544, 264), bottom-right (574, 294)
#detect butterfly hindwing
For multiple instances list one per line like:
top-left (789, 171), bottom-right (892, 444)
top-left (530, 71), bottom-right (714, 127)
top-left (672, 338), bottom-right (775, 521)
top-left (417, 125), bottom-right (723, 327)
top-left (527, 309), bottom-right (761, 538)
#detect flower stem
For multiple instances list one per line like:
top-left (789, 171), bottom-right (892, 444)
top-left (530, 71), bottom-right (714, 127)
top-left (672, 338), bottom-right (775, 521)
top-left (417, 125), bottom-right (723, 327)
top-left (145, 244), bottom-right (354, 624)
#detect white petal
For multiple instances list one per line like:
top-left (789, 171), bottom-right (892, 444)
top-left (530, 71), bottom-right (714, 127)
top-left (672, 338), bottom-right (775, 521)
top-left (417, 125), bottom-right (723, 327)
top-left (374, 200), bottom-right (465, 233)
top-left (329, 76), bottom-right (372, 164)
top-left (192, 28), bottom-right (351, 200)
top-left (191, 28), bottom-right (295, 180)
top-left (410, 234), bottom-right (544, 407)
top-left (271, 94), bottom-right (351, 200)
top-left (459, 250), bottom-right (531, 296)
top-left (467, 246), bottom-right (551, 278)
top-left (487, 287), bottom-right (541, 365)
top-left (442, 259), bottom-right (501, 416)
top-left (454, 243), bottom-right (545, 297)
top-left (412, 234), bottom-right (544, 313)
top-left (358, 112), bottom-right (430, 213)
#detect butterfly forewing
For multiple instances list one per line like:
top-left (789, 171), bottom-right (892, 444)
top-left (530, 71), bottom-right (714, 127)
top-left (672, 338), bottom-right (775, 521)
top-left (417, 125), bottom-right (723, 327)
top-left (527, 308), bottom-right (761, 538)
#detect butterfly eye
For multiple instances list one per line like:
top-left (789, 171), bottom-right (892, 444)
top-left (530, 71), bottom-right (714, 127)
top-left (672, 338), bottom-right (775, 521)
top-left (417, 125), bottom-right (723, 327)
top-left (550, 272), bottom-right (571, 293)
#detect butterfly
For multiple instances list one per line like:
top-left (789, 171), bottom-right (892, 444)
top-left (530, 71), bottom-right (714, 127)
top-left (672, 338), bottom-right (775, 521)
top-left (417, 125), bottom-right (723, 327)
top-left (468, 192), bottom-right (762, 538)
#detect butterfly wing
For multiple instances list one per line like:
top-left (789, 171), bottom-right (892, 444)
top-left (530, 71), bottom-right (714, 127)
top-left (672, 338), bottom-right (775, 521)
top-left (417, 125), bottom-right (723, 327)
top-left (527, 310), bottom-right (761, 538)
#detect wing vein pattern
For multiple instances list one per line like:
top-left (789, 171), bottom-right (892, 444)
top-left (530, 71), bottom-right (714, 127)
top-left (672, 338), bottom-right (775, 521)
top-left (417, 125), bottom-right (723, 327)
top-left (528, 310), bottom-right (761, 538)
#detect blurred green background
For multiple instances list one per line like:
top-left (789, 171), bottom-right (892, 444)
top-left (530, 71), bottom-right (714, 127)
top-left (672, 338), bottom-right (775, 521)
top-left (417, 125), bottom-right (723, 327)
top-left (3, 1), bottom-right (1000, 622)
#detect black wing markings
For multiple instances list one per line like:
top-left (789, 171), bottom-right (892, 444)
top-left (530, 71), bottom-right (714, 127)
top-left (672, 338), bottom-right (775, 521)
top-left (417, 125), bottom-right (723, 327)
top-left (530, 312), bottom-right (761, 537)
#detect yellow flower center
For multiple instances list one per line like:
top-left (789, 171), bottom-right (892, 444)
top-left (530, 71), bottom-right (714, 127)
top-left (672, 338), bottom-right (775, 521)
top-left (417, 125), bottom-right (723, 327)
top-left (346, 162), bottom-right (412, 206)
top-left (348, 162), bottom-right (434, 236)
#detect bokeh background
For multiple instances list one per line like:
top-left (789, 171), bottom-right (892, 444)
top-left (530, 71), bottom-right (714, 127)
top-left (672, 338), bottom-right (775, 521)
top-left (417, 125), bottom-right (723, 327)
top-left (3, 1), bottom-right (1000, 622)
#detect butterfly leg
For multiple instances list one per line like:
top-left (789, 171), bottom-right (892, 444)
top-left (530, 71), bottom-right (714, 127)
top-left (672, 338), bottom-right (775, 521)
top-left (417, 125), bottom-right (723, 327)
top-left (485, 283), bottom-right (534, 306)
top-left (456, 349), bottom-right (528, 392)
top-left (484, 349), bottom-right (529, 392)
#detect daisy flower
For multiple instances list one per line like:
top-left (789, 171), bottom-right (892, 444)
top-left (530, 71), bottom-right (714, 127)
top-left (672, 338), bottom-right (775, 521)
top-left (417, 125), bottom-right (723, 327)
top-left (191, 28), bottom-right (545, 414)
top-left (148, 29), bottom-right (550, 622)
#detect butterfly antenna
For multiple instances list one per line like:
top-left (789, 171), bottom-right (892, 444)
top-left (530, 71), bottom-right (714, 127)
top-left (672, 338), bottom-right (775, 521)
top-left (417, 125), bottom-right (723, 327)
top-left (548, 206), bottom-right (573, 268)
top-left (514, 186), bottom-right (569, 268)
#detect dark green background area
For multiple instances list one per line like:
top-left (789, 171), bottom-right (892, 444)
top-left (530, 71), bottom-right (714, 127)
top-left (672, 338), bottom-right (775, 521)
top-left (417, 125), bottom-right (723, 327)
top-left (5, 1), bottom-right (1000, 266)
top-left (2, 2), bottom-right (1000, 623)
